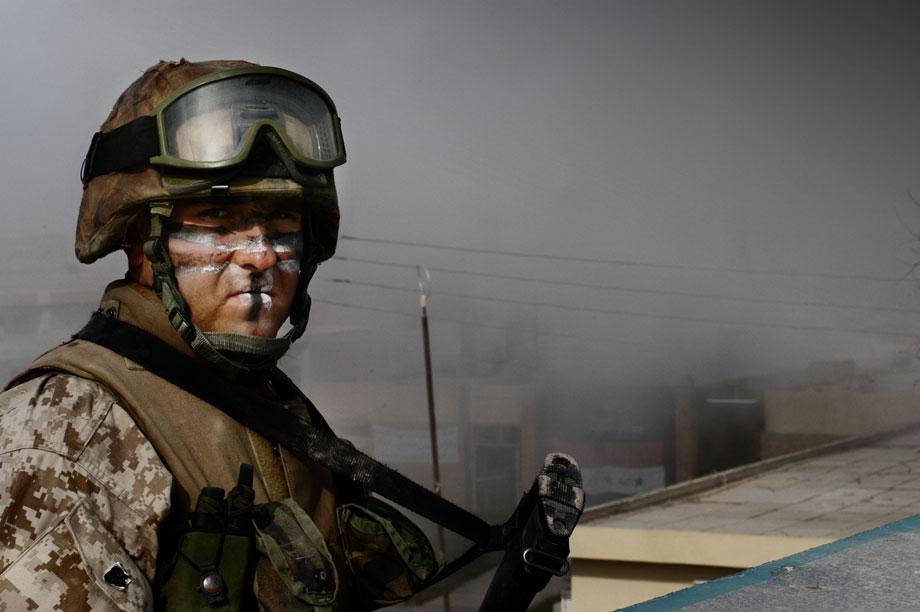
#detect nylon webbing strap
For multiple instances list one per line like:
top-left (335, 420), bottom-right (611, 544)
top-left (81, 115), bottom-right (159, 182)
top-left (73, 312), bottom-right (501, 552)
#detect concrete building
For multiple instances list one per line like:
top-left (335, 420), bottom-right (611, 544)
top-left (569, 425), bottom-right (920, 611)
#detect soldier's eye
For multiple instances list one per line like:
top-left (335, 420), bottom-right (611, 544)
top-left (197, 208), bottom-right (229, 219)
top-left (268, 210), bottom-right (300, 221)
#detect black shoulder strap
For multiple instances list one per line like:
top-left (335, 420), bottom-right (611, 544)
top-left (268, 368), bottom-right (368, 506)
top-left (73, 312), bottom-right (504, 557)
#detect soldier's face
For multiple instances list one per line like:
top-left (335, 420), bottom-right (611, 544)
top-left (166, 198), bottom-right (303, 337)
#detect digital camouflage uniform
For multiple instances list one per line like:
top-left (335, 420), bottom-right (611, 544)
top-left (0, 372), bottom-right (170, 610)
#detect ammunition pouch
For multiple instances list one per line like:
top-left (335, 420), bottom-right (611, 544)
top-left (252, 499), bottom-right (338, 609)
top-left (157, 466), bottom-right (257, 611)
top-left (338, 498), bottom-right (441, 608)
top-left (158, 470), bottom-right (440, 611)
top-left (159, 531), bottom-right (254, 611)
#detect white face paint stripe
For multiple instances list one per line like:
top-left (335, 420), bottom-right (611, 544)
top-left (269, 234), bottom-right (303, 254)
top-left (170, 229), bottom-right (304, 255)
top-left (173, 262), bottom-right (298, 286)
top-left (174, 262), bottom-right (230, 277)
top-left (277, 260), bottom-right (302, 274)
top-left (168, 227), bottom-right (229, 247)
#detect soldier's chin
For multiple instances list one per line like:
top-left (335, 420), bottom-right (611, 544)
top-left (203, 312), bottom-right (285, 338)
top-left (216, 323), bottom-right (282, 338)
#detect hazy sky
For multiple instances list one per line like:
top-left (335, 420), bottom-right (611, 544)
top-left (2, 0), bottom-right (919, 386)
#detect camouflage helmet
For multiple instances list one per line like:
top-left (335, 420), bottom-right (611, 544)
top-left (76, 58), bottom-right (340, 264)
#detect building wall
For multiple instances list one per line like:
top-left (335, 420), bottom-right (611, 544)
top-left (765, 390), bottom-right (920, 437)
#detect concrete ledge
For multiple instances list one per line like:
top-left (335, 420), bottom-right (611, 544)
top-left (571, 526), bottom-right (830, 568)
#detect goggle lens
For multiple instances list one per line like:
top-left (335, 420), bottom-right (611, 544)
top-left (162, 75), bottom-right (340, 164)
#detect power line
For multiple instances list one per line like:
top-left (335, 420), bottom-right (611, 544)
top-left (339, 235), bottom-right (907, 283)
top-left (333, 255), bottom-right (920, 316)
top-left (312, 298), bottom-right (650, 347)
top-left (320, 277), bottom-right (920, 340)
top-left (313, 298), bottom-right (416, 320)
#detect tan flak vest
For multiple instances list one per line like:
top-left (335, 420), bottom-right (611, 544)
top-left (13, 280), bottom-right (353, 610)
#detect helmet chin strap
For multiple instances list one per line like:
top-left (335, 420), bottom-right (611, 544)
top-left (143, 201), bottom-right (316, 378)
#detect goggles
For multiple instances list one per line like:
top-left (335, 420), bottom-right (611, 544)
top-left (82, 67), bottom-right (345, 183)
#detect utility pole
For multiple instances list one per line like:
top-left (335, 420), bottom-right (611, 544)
top-left (418, 265), bottom-right (451, 612)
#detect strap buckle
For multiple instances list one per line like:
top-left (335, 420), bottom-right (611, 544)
top-left (522, 548), bottom-right (569, 576)
top-left (143, 237), bottom-right (164, 262)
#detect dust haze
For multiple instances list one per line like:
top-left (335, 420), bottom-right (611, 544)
top-left (1, 0), bottom-right (919, 544)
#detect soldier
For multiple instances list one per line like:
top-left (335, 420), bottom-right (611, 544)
top-left (0, 59), bottom-right (440, 610)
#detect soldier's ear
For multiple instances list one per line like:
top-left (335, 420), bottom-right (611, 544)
top-left (123, 243), bottom-right (154, 286)
top-left (121, 213), bottom-right (151, 247)
top-left (122, 215), bottom-right (154, 286)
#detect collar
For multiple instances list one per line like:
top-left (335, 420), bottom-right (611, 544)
top-left (98, 279), bottom-right (199, 360)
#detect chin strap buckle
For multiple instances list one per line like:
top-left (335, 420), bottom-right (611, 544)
top-left (143, 236), bottom-right (164, 262)
top-left (168, 307), bottom-right (196, 343)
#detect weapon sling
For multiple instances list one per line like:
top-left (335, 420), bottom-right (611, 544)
top-left (73, 311), bottom-right (525, 588)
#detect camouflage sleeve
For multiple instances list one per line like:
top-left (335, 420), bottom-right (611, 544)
top-left (0, 373), bottom-right (173, 611)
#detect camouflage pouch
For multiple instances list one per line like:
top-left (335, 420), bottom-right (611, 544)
top-left (158, 530), bottom-right (253, 610)
top-left (337, 497), bottom-right (441, 607)
top-left (157, 472), bottom-right (256, 611)
top-left (252, 498), bottom-right (339, 610)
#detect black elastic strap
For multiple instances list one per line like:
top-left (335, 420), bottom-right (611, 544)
top-left (73, 312), bottom-right (505, 555)
top-left (81, 115), bottom-right (159, 182)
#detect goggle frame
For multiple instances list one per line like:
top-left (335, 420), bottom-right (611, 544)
top-left (148, 66), bottom-right (346, 173)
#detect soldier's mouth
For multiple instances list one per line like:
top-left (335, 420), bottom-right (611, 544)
top-left (232, 291), bottom-right (275, 312)
top-left (231, 285), bottom-right (274, 296)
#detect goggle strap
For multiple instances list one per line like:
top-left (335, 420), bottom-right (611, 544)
top-left (82, 115), bottom-right (159, 183)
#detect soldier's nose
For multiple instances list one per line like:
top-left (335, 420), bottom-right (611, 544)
top-left (231, 229), bottom-right (279, 272)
